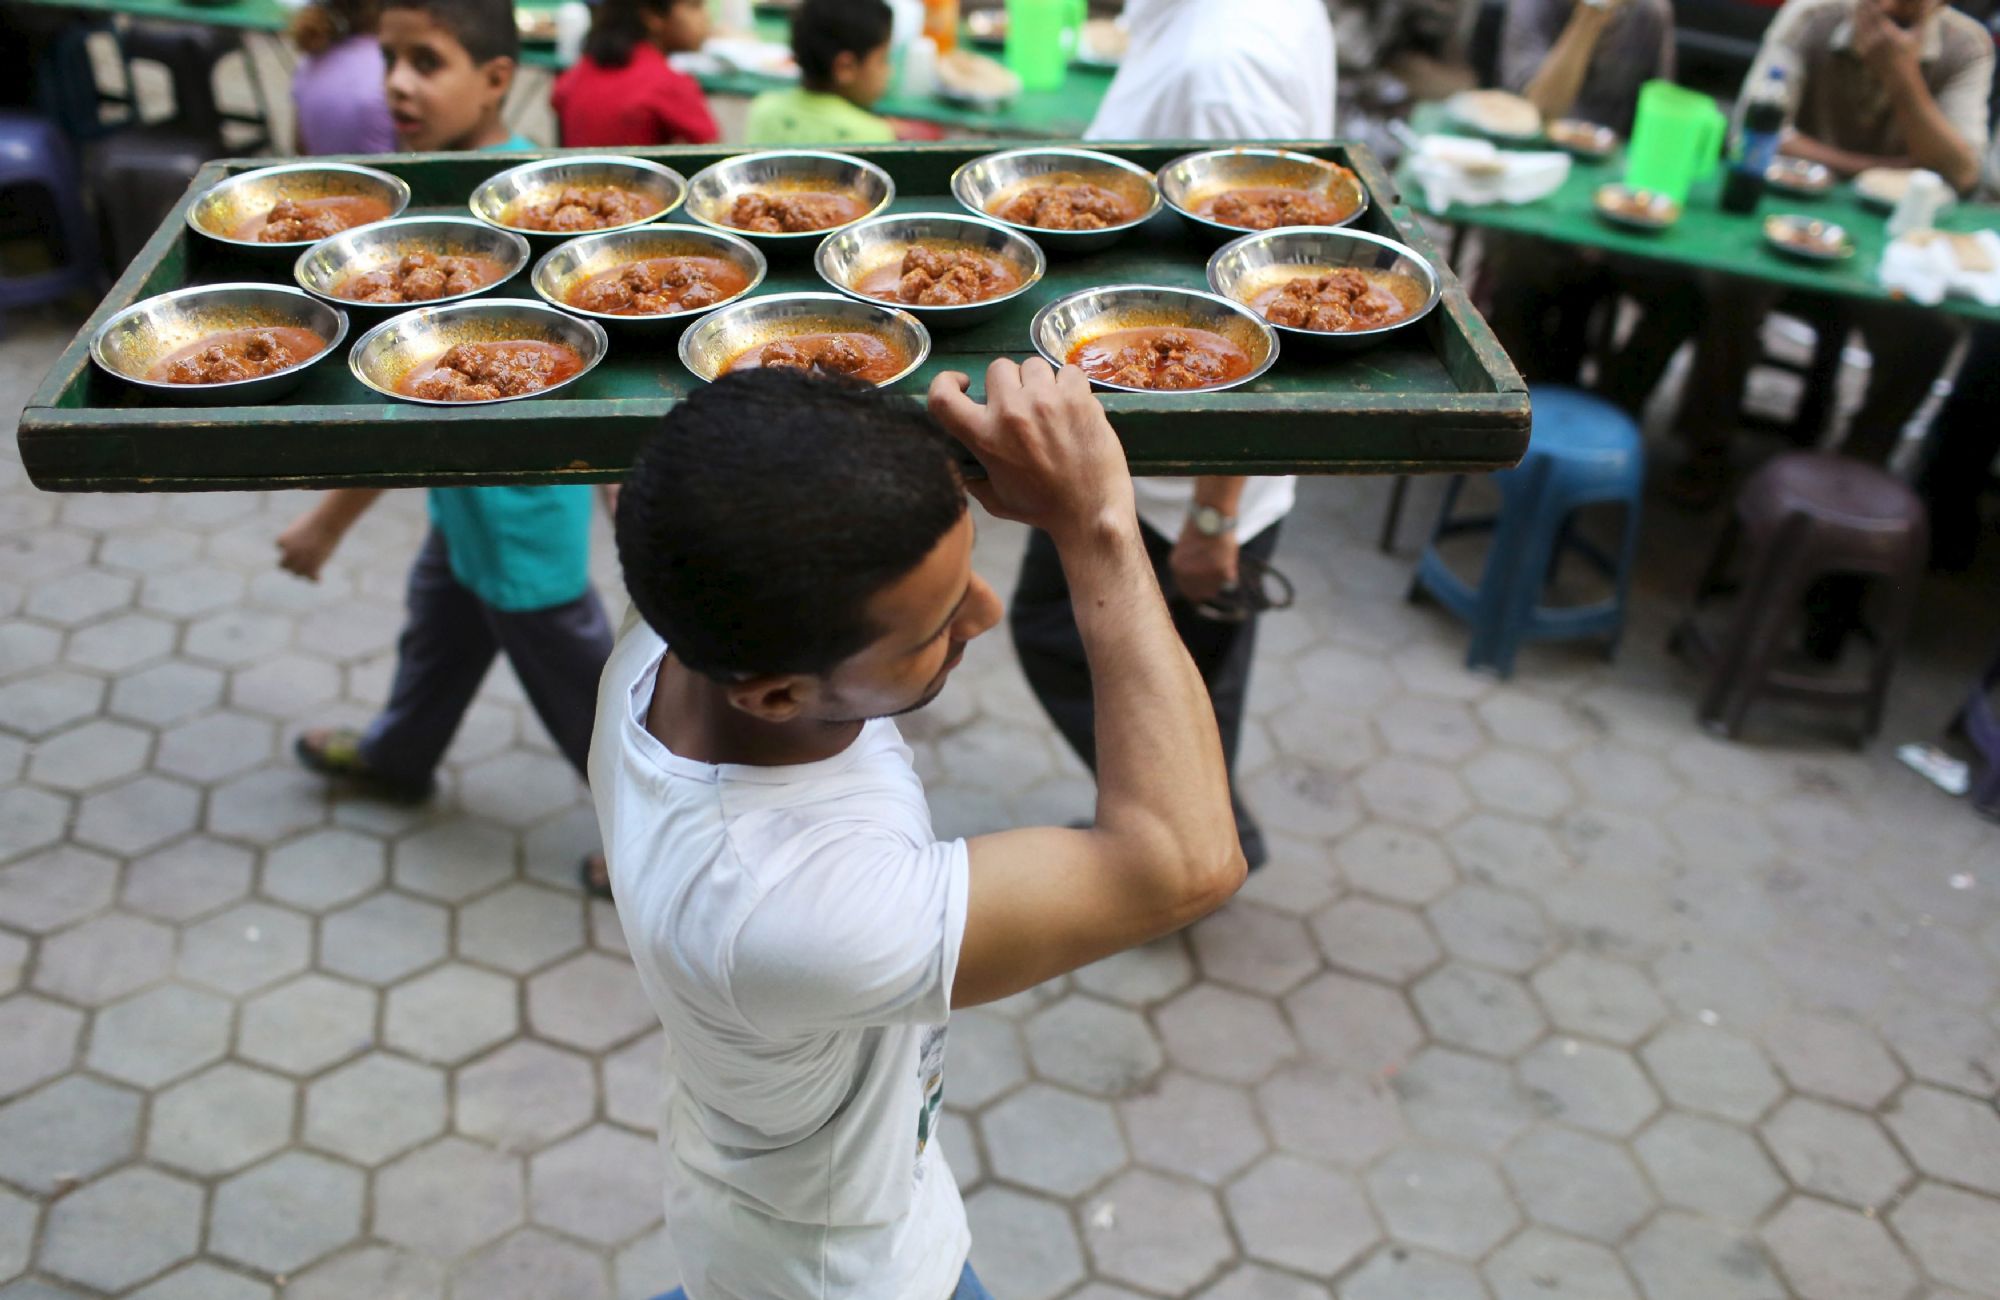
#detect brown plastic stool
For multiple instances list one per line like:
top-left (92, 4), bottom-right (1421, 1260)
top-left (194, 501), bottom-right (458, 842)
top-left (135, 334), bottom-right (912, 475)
top-left (1672, 451), bottom-right (1928, 743)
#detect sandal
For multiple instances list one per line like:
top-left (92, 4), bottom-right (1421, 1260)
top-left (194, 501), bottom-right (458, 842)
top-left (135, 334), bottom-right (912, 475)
top-left (580, 851), bottom-right (614, 902)
top-left (294, 728), bottom-right (435, 805)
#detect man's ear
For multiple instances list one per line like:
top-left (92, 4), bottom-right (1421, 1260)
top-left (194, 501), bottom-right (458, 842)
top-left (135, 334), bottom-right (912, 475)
top-left (724, 674), bottom-right (820, 724)
top-left (829, 48), bottom-right (860, 84)
top-left (483, 55), bottom-right (517, 103)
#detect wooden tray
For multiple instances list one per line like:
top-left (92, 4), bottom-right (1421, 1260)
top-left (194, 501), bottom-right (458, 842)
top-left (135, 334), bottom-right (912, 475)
top-left (19, 141), bottom-right (1527, 492)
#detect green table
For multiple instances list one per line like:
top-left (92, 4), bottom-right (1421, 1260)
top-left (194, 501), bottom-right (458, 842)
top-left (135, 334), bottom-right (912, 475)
top-left (1400, 102), bottom-right (2000, 325)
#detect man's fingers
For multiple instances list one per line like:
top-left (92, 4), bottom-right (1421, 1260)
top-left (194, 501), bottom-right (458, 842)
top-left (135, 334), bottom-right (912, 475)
top-left (927, 371), bottom-right (986, 435)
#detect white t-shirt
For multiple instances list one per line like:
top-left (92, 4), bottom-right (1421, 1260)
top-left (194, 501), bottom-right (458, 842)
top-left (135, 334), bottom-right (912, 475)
top-left (591, 621), bottom-right (972, 1300)
top-left (1085, 0), bottom-right (1338, 544)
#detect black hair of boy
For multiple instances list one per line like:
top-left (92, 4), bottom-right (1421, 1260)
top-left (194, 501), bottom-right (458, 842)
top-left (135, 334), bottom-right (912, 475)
top-left (791, 0), bottom-right (894, 88)
top-left (584, 0), bottom-right (690, 68)
top-left (616, 370), bottom-right (965, 680)
top-left (383, 0), bottom-right (519, 64)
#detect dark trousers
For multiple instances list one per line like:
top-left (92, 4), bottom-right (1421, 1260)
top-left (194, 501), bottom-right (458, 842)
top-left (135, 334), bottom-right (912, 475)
top-left (1917, 323), bottom-right (2000, 569)
top-left (361, 528), bottom-right (613, 786)
top-left (1007, 521), bottom-right (1280, 825)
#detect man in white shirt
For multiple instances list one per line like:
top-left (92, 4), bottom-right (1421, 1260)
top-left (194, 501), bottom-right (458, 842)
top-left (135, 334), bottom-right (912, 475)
top-left (1010, 0), bottom-right (1337, 869)
top-left (594, 365), bottom-right (1246, 1300)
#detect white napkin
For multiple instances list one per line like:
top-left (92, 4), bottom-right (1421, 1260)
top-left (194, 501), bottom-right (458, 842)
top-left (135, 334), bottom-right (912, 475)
top-left (1406, 136), bottom-right (1571, 212)
top-left (1878, 229), bottom-right (2000, 308)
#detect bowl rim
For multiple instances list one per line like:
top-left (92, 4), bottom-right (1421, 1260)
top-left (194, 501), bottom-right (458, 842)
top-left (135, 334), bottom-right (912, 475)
top-left (1205, 226), bottom-right (1445, 341)
top-left (1155, 147), bottom-right (1369, 238)
top-left (1028, 282), bottom-right (1282, 395)
top-left (528, 225), bottom-right (770, 324)
top-left (292, 215), bottom-right (533, 310)
top-left (1765, 157), bottom-right (1833, 190)
top-left (346, 296), bottom-right (610, 406)
top-left (90, 281), bottom-right (351, 392)
top-left (676, 289), bottom-right (933, 387)
top-left (950, 146), bottom-right (1165, 237)
top-left (185, 161), bottom-right (413, 251)
top-left (1762, 213), bottom-right (1854, 259)
top-left (812, 210), bottom-right (1049, 315)
top-left (681, 150), bottom-right (898, 242)
top-left (1546, 118), bottom-right (1619, 155)
top-left (468, 154), bottom-right (691, 237)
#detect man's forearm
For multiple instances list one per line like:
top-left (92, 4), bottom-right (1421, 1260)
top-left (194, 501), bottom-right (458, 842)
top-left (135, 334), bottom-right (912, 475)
top-left (1779, 131), bottom-right (1912, 176)
top-left (1521, 7), bottom-right (1611, 121)
top-left (1884, 63), bottom-right (1981, 192)
top-left (311, 487), bottom-right (387, 534)
top-left (1192, 475), bottom-right (1248, 516)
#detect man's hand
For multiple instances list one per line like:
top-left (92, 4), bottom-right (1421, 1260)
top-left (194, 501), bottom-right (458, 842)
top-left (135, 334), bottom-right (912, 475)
top-left (1853, 0), bottom-right (1921, 85)
top-left (1170, 525), bottom-right (1239, 604)
top-left (928, 359), bottom-right (1135, 544)
top-left (276, 515), bottom-right (340, 583)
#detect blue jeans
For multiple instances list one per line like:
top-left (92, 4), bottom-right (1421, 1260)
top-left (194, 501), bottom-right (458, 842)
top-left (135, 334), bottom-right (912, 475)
top-left (654, 1263), bottom-right (993, 1300)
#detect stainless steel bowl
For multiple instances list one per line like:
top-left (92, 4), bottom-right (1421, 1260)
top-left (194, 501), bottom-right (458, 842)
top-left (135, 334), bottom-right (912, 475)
top-left (1547, 119), bottom-right (1619, 160)
top-left (89, 282), bottom-right (350, 405)
top-left (348, 297), bottom-right (609, 406)
top-left (469, 155), bottom-right (688, 241)
top-left (950, 147), bottom-right (1162, 254)
top-left (1593, 183), bottom-right (1681, 232)
top-left (1766, 156), bottom-right (1834, 198)
top-left (1029, 284), bottom-right (1279, 395)
top-left (814, 212), bottom-right (1046, 330)
top-left (1206, 227), bottom-right (1443, 351)
top-left (1763, 213), bottom-right (1854, 263)
top-left (531, 226), bottom-right (767, 334)
top-left (1156, 148), bottom-right (1368, 245)
top-left (678, 291), bottom-right (930, 388)
top-left (682, 151), bottom-right (896, 254)
top-left (294, 216), bottom-right (532, 318)
top-left (186, 162), bottom-right (410, 255)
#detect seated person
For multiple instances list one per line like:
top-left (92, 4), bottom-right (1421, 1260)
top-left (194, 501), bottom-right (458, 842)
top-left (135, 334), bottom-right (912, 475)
top-left (745, 0), bottom-right (896, 145)
top-left (1500, 0), bottom-right (1674, 135)
top-left (551, 0), bottom-right (719, 147)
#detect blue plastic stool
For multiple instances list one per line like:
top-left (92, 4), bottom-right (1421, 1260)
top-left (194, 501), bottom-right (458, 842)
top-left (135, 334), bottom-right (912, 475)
top-left (0, 111), bottom-right (100, 323)
top-left (1411, 386), bottom-right (1644, 677)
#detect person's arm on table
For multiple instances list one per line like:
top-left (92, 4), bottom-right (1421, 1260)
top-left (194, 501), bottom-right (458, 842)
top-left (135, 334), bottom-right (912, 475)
top-left (1510, 0), bottom-right (1623, 123)
top-left (1852, 0), bottom-right (1988, 193)
top-left (928, 361), bottom-right (1247, 1009)
top-left (276, 488), bottom-right (385, 582)
top-left (1777, 130), bottom-right (1914, 175)
top-left (1171, 476), bottom-right (1248, 605)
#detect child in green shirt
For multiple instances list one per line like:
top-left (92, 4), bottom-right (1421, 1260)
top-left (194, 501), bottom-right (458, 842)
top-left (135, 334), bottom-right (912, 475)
top-left (746, 0), bottom-right (897, 145)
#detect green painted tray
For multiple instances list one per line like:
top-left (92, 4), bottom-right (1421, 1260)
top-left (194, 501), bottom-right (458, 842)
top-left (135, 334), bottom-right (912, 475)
top-left (19, 141), bottom-right (1528, 492)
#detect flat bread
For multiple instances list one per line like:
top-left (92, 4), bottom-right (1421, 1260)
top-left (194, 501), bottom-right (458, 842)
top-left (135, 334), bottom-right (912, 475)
top-left (1904, 228), bottom-right (1994, 273)
top-left (1448, 90), bottom-right (1543, 139)
top-left (1855, 167), bottom-right (1916, 206)
top-left (938, 49), bottom-right (1021, 102)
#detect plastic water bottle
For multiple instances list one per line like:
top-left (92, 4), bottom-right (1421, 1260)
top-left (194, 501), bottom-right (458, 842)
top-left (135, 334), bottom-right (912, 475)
top-left (900, 34), bottom-right (939, 98)
top-left (1889, 169), bottom-right (1953, 238)
top-left (1722, 66), bottom-right (1787, 213)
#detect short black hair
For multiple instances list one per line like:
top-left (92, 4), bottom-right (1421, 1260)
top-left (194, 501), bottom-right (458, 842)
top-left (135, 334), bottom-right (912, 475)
top-left (791, 0), bottom-right (894, 86)
top-left (618, 370), bottom-right (967, 680)
top-left (383, 0), bottom-right (519, 64)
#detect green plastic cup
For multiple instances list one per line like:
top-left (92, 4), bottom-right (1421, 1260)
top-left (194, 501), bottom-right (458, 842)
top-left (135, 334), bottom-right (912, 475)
top-left (1004, 0), bottom-right (1071, 91)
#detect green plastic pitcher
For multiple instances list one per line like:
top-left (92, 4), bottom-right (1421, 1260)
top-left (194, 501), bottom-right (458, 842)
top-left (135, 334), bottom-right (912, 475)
top-left (1004, 0), bottom-right (1078, 91)
top-left (1624, 81), bottom-right (1726, 204)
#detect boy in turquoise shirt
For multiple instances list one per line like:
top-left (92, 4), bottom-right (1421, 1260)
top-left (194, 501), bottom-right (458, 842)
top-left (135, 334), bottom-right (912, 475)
top-left (279, 0), bottom-right (615, 893)
top-left (746, 0), bottom-right (898, 145)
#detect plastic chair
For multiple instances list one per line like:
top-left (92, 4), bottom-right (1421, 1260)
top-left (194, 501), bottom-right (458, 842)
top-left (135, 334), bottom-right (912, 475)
top-left (85, 128), bottom-right (211, 273)
top-left (0, 111), bottom-right (100, 322)
top-left (1671, 451), bottom-right (1928, 743)
top-left (117, 21), bottom-right (272, 152)
top-left (1954, 637), bottom-right (2000, 819)
top-left (1410, 386), bottom-right (1645, 677)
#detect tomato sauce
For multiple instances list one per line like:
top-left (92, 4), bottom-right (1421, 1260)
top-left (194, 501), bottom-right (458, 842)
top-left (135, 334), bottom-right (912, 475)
top-left (853, 246), bottom-right (1023, 307)
top-left (231, 195), bottom-right (394, 243)
top-left (725, 191), bottom-right (870, 234)
top-left (989, 180), bottom-right (1141, 231)
top-left (726, 331), bottom-right (909, 385)
top-left (336, 252), bottom-right (511, 304)
top-left (396, 340), bottom-right (586, 401)
top-left (147, 326), bottom-right (327, 385)
top-left (565, 256), bottom-right (753, 316)
top-left (1197, 185), bottom-right (1358, 230)
top-left (1251, 268), bottom-right (1421, 332)
top-left (505, 186), bottom-right (664, 233)
top-left (1068, 326), bottom-right (1254, 390)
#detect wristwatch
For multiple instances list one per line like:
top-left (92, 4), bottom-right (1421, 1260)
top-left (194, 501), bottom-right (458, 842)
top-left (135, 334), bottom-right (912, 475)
top-left (1190, 505), bottom-right (1237, 537)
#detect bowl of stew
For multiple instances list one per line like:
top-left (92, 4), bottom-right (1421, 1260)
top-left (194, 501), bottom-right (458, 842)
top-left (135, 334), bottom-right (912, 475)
top-left (951, 147), bottom-right (1162, 254)
top-left (348, 297), bottom-right (608, 405)
top-left (1156, 148), bottom-right (1368, 245)
top-left (1206, 227), bottom-right (1442, 350)
top-left (1030, 285), bottom-right (1278, 395)
top-left (294, 216), bottom-right (532, 319)
top-left (532, 226), bottom-right (767, 334)
top-left (815, 212), bottom-right (1045, 330)
top-left (679, 291), bottom-right (930, 389)
top-left (683, 151), bottom-right (896, 254)
top-left (187, 162), bottom-right (411, 257)
top-left (90, 282), bottom-right (350, 405)
top-left (470, 155), bottom-right (687, 242)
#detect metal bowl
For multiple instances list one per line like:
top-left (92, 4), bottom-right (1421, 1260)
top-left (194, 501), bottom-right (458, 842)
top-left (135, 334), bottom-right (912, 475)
top-left (1206, 227), bottom-right (1443, 351)
top-left (1763, 214), bottom-right (1854, 263)
top-left (678, 291), bottom-right (930, 388)
top-left (682, 151), bottom-right (896, 254)
top-left (348, 297), bottom-right (609, 406)
top-left (1593, 183), bottom-right (1680, 232)
top-left (531, 226), bottom-right (767, 334)
top-left (89, 282), bottom-right (350, 405)
top-left (469, 155), bottom-right (688, 242)
top-left (1547, 119), bottom-right (1619, 160)
top-left (950, 147), bottom-right (1162, 254)
top-left (1766, 156), bottom-right (1834, 198)
top-left (1029, 284), bottom-right (1280, 395)
top-left (294, 216), bottom-right (531, 318)
top-left (186, 162), bottom-right (410, 256)
top-left (1155, 148), bottom-right (1368, 246)
top-left (814, 212), bottom-right (1046, 330)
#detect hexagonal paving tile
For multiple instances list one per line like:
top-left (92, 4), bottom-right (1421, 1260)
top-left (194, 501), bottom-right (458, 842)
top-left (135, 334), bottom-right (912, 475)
top-left (1159, 984), bottom-right (1299, 1084)
top-left (153, 711), bottom-right (277, 784)
top-left (457, 882), bottom-right (585, 975)
top-left (1634, 1112), bottom-right (1786, 1223)
top-left (1287, 971), bottom-right (1426, 1073)
top-left (981, 1083), bottom-right (1128, 1197)
top-left (1761, 1195), bottom-right (1918, 1300)
top-left (0, 620), bottom-right (60, 680)
top-left (526, 952), bottom-right (656, 1052)
top-left (1883, 1085), bottom-right (2000, 1195)
top-left (1024, 995), bottom-right (1162, 1097)
top-left (149, 1062), bottom-right (296, 1176)
top-left (1310, 897), bottom-right (1441, 984)
top-left (126, 1263), bottom-right (272, 1300)
top-left (1072, 937), bottom-right (1194, 1007)
top-left (1462, 749), bottom-right (1576, 821)
top-left (1340, 1248), bottom-right (1487, 1300)
top-left (1355, 757), bottom-right (1472, 830)
top-left (1502, 1124), bottom-right (1655, 1243)
top-left (210, 1151), bottom-right (366, 1276)
top-left (26, 719), bottom-right (150, 792)
top-left (1528, 951), bottom-right (1666, 1046)
top-left (457, 1039), bottom-right (598, 1152)
top-left (1366, 1146), bottom-right (1520, 1260)
top-left (320, 891), bottom-right (449, 985)
top-left (237, 973), bottom-right (375, 1075)
top-left (0, 670), bottom-right (103, 738)
top-left (1516, 1037), bottom-right (1660, 1136)
top-left (1254, 1060), bottom-right (1403, 1169)
top-left (940, 1009), bottom-right (1027, 1110)
top-left (263, 829), bottom-right (387, 912)
top-left (376, 1136), bottom-right (526, 1258)
top-left (229, 653), bottom-right (343, 718)
top-left (1890, 1182), bottom-right (2000, 1295)
top-left (1641, 1023), bottom-right (1784, 1123)
top-left (1188, 903), bottom-right (1320, 996)
top-left (122, 836), bottom-right (254, 922)
top-left (304, 1053), bottom-right (447, 1166)
top-left (1388, 1045), bottom-right (1537, 1154)
top-left (1651, 938), bottom-right (1788, 1029)
top-left (603, 1031), bottom-right (663, 1134)
top-left (1477, 692), bottom-right (1597, 755)
top-left (1761, 1098), bottom-right (1912, 1210)
top-left (449, 1228), bottom-right (610, 1300)
top-left (530, 1125), bottom-right (661, 1246)
top-left (0, 1075), bottom-right (142, 1193)
top-left (1084, 1169), bottom-right (1235, 1296)
top-left (31, 911), bottom-right (173, 1005)
top-left (1485, 1229), bottom-right (1639, 1300)
top-left (1226, 1155), bottom-right (1378, 1277)
top-left (283, 1245), bottom-right (449, 1300)
top-left (1376, 696), bottom-right (1484, 764)
top-left (1411, 964), bottom-right (1546, 1059)
top-left (39, 1167), bottom-right (203, 1293)
top-left (178, 901), bottom-right (312, 995)
top-left (1241, 756), bottom-right (1363, 841)
top-left (966, 1187), bottom-right (1086, 1300)
top-left (65, 612), bottom-right (174, 674)
top-left (1334, 824), bottom-right (1457, 904)
top-left (1121, 1071), bottom-right (1266, 1183)
top-left (1198, 1264), bottom-right (1329, 1300)
top-left (107, 661), bottom-right (222, 728)
top-left (140, 564), bottom-right (245, 618)
top-left (384, 964), bottom-right (519, 1066)
top-left (184, 608), bottom-right (291, 667)
top-left (0, 845), bottom-right (116, 932)
top-left (24, 569), bottom-right (132, 627)
top-left (1622, 1211), bottom-right (1782, 1300)
top-left (1877, 997), bottom-right (2000, 1096)
top-left (86, 984), bottom-right (229, 1088)
top-left (392, 821), bottom-right (519, 904)
top-left (1427, 884), bottom-right (1554, 974)
top-left (73, 775), bottom-right (201, 857)
top-left (208, 766), bottom-right (328, 845)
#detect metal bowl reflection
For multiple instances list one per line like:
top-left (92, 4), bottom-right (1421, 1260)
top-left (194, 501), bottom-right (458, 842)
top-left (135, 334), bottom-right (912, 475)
top-left (814, 212), bottom-right (1046, 330)
top-left (294, 216), bottom-right (531, 318)
top-left (678, 291), bottom-right (930, 388)
top-left (531, 226), bottom-right (767, 334)
top-left (89, 282), bottom-right (350, 405)
top-left (1156, 148), bottom-right (1368, 245)
top-left (682, 151), bottom-right (895, 253)
top-left (1029, 284), bottom-right (1279, 395)
top-left (1592, 183), bottom-right (1681, 231)
top-left (1766, 156), bottom-right (1834, 198)
top-left (186, 162), bottom-right (410, 255)
top-left (1763, 213), bottom-right (1854, 262)
top-left (347, 297), bottom-right (608, 406)
top-left (469, 155), bottom-right (687, 241)
top-left (950, 147), bottom-right (1161, 254)
top-left (1206, 227), bottom-right (1442, 351)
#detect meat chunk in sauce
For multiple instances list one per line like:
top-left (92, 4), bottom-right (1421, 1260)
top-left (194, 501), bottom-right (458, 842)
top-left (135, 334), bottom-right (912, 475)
top-left (894, 247), bottom-right (1009, 306)
top-left (756, 335), bottom-right (869, 377)
top-left (726, 191), bottom-right (862, 234)
top-left (567, 256), bottom-right (735, 316)
top-left (407, 341), bottom-right (579, 402)
top-left (1104, 329), bottom-right (1229, 390)
top-left (1261, 269), bottom-right (1404, 332)
top-left (509, 186), bottom-right (658, 233)
top-left (993, 182), bottom-right (1133, 231)
top-left (258, 198), bottom-right (355, 243)
top-left (155, 328), bottom-right (314, 385)
top-left (341, 251), bottom-right (500, 304)
top-left (1208, 187), bottom-right (1349, 231)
